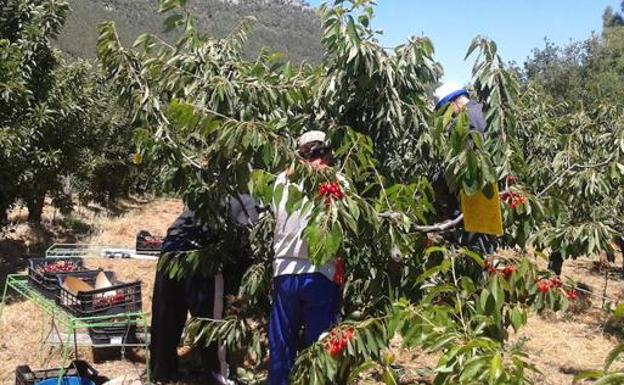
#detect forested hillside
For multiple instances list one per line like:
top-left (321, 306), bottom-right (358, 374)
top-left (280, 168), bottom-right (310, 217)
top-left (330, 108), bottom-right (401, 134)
top-left (55, 0), bottom-right (323, 63)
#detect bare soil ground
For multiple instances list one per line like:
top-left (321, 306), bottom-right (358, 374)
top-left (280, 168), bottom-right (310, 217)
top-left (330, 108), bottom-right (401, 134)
top-left (1, 198), bottom-right (623, 384)
top-left (513, 261), bottom-right (624, 385)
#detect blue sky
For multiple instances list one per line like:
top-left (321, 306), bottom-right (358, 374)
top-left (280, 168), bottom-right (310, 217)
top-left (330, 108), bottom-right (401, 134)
top-left (306, 1), bottom-right (622, 83)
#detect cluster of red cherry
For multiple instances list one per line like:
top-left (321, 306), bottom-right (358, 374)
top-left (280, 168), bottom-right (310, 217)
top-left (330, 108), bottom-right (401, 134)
top-left (142, 238), bottom-right (163, 246)
top-left (93, 292), bottom-right (125, 308)
top-left (43, 261), bottom-right (79, 273)
top-left (485, 263), bottom-right (580, 302)
top-left (566, 289), bottom-right (579, 301)
top-left (535, 277), bottom-right (579, 301)
top-left (484, 261), bottom-right (516, 279)
top-left (325, 327), bottom-right (354, 358)
top-left (500, 191), bottom-right (528, 209)
top-left (318, 182), bottom-right (344, 204)
top-left (536, 276), bottom-right (563, 293)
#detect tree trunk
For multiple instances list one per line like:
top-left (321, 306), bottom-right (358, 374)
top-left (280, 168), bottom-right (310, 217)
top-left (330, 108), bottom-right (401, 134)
top-left (0, 193), bottom-right (10, 224)
top-left (0, 204), bottom-right (8, 224)
top-left (107, 189), bottom-right (116, 208)
top-left (27, 193), bottom-right (46, 223)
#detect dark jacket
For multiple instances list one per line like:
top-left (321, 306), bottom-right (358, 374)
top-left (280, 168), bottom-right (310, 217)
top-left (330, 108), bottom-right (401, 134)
top-left (160, 194), bottom-right (260, 294)
top-left (161, 210), bottom-right (213, 253)
top-left (465, 100), bottom-right (487, 135)
top-left (161, 194), bottom-right (259, 253)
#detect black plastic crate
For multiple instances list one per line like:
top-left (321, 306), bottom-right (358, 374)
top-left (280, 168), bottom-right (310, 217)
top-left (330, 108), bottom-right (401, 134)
top-left (32, 270), bottom-right (107, 300)
top-left (28, 257), bottom-right (86, 297)
top-left (15, 360), bottom-right (99, 385)
top-left (89, 323), bottom-right (138, 345)
top-left (57, 272), bottom-right (142, 317)
top-left (55, 270), bottom-right (116, 302)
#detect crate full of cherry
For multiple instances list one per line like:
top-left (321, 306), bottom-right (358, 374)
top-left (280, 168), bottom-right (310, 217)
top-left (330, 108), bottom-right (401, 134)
top-left (27, 257), bottom-right (87, 297)
top-left (57, 270), bottom-right (142, 317)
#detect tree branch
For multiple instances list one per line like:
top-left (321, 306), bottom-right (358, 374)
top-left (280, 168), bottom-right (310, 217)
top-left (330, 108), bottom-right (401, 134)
top-left (379, 211), bottom-right (464, 233)
top-left (412, 214), bottom-right (464, 233)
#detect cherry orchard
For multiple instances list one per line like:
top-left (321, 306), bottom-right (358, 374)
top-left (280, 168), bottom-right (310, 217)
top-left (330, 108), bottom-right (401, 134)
top-left (96, 0), bottom-right (624, 384)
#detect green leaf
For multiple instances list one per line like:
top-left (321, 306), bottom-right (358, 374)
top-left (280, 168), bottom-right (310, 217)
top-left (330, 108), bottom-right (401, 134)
top-left (510, 307), bottom-right (524, 332)
top-left (382, 367), bottom-right (398, 385)
top-left (490, 277), bottom-right (504, 310)
top-left (163, 14), bottom-right (184, 33)
top-left (604, 343), bottom-right (624, 371)
top-left (478, 289), bottom-right (490, 313)
top-left (460, 357), bottom-right (488, 382)
top-left (326, 222), bottom-right (343, 256)
top-left (573, 370), bottom-right (605, 384)
top-left (489, 353), bottom-right (504, 383)
top-left (461, 248), bottom-right (484, 267)
top-left (273, 184), bottom-right (284, 208)
top-left (285, 185), bottom-right (303, 215)
top-left (595, 373), bottom-right (624, 385)
top-left (460, 276), bottom-right (476, 296)
top-left (613, 304), bottom-right (624, 320)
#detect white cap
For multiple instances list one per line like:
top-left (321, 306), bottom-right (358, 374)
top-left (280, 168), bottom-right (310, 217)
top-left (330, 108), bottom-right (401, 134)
top-left (297, 130), bottom-right (327, 147)
top-left (434, 82), bottom-right (469, 109)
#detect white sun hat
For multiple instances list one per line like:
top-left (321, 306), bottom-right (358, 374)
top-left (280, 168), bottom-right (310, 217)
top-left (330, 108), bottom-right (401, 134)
top-left (297, 130), bottom-right (327, 147)
top-left (434, 82), bottom-right (469, 110)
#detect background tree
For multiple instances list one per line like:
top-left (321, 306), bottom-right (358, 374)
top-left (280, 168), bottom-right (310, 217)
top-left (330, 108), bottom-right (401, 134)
top-left (522, 1), bottom-right (624, 105)
top-left (0, 0), bottom-right (158, 222)
top-left (517, 2), bottom-right (624, 271)
top-left (0, 0), bottom-right (69, 222)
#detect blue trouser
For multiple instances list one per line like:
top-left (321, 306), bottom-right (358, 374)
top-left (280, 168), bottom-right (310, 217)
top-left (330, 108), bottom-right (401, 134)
top-left (268, 273), bottom-right (340, 385)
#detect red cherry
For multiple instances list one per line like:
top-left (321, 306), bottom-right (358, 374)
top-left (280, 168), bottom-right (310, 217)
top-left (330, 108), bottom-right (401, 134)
top-left (326, 326), bottom-right (354, 358)
top-left (502, 265), bottom-right (516, 279)
top-left (549, 277), bottom-right (563, 288)
top-left (566, 290), bottom-right (578, 301)
top-left (536, 279), bottom-right (551, 293)
top-left (333, 270), bottom-right (345, 286)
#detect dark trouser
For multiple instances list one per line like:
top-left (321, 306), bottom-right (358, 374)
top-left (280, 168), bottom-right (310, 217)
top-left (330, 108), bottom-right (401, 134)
top-left (617, 237), bottom-right (624, 277)
top-left (268, 273), bottom-right (340, 385)
top-left (548, 251), bottom-right (564, 276)
top-left (149, 269), bottom-right (225, 382)
top-left (454, 230), bottom-right (496, 256)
